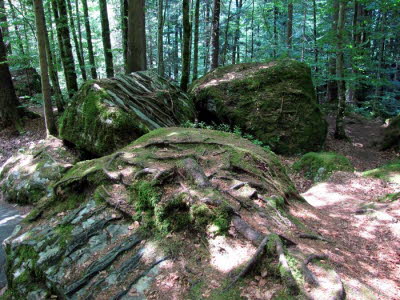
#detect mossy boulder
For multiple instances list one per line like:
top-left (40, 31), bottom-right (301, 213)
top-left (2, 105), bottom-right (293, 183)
top-left (0, 137), bottom-right (77, 204)
top-left (190, 59), bottom-right (327, 154)
top-left (59, 71), bottom-right (196, 157)
top-left (293, 152), bottom-right (354, 182)
top-left (10, 67), bottom-right (42, 97)
top-left (381, 114), bottom-right (400, 152)
top-left (4, 128), bottom-right (321, 298)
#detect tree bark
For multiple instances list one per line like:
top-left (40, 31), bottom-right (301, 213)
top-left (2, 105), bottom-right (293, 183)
top-left (287, 0), bottom-right (293, 55)
top-left (33, 0), bottom-right (57, 135)
top-left (127, 0), bottom-right (147, 73)
top-left (0, 27), bottom-right (21, 130)
top-left (7, 0), bottom-right (24, 55)
top-left (121, 0), bottom-right (128, 71)
top-left (210, 0), bottom-right (221, 70)
top-left (76, 0), bottom-right (85, 70)
top-left (232, 0), bottom-right (242, 64)
top-left (180, 0), bottom-right (191, 90)
top-left (273, 2), bottom-right (278, 58)
top-left (66, 0), bottom-right (87, 81)
top-left (81, 0), bottom-right (97, 79)
top-left (157, 0), bottom-right (164, 76)
top-left (0, 0), bottom-right (11, 54)
top-left (334, 0), bottom-right (347, 140)
top-left (327, 0), bottom-right (339, 103)
top-left (192, 0), bottom-right (200, 80)
top-left (53, 0), bottom-right (78, 98)
top-left (99, 0), bottom-right (114, 78)
top-left (221, 0), bottom-right (232, 66)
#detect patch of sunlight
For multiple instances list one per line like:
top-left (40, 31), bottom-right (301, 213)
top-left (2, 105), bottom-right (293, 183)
top-left (209, 235), bottom-right (255, 273)
top-left (167, 132), bottom-right (179, 137)
top-left (303, 182), bottom-right (357, 207)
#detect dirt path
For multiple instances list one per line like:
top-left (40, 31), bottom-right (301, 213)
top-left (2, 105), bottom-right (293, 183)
top-left (291, 116), bottom-right (400, 300)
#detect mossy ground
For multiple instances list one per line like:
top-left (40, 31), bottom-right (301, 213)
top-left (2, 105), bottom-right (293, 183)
top-left (293, 152), bottom-right (354, 182)
top-left (362, 160), bottom-right (400, 184)
top-left (381, 114), bottom-right (400, 151)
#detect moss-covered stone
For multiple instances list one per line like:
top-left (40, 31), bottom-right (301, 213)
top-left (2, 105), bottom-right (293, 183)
top-left (293, 152), bottom-right (354, 182)
top-left (4, 128), bottom-right (307, 298)
top-left (0, 136), bottom-right (77, 204)
top-left (189, 59), bottom-right (327, 154)
top-left (59, 71), bottom-right (196, 156)
top-left (381, 114), bottom-right (400, 152)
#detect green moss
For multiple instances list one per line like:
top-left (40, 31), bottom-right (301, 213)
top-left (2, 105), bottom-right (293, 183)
top-left (129, 181), bottom-right (160, 212)
top-left (155, 194), bottom-right (190, 233)
top-left (53, 193), bottom-right (85, 215)
top-left (378, 192), bottom-right (400, 202)
top-left (293, 152), bottom-right (354, 181)
top-left (55, 224), bottom-right (73, 248)
top-left (362, 160), bottom-right (400, 184)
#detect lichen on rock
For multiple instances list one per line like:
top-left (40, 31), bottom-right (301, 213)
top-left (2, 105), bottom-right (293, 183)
top-left (59, 71), bottom-right (196, 157)
top-left (0, 136), bottom-right (77, 205)
top-left (189, 59), bottom-right (327, 154)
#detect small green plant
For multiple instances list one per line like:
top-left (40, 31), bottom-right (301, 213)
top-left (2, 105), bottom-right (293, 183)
top-left (182, 121), bottom-right (272, 151)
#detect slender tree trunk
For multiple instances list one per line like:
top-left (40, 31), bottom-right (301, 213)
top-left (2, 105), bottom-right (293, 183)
top-left (204, 0), bottom-right (211, 72)
top-left (45, 20), bottom-right (64, 113)
top-left (66, 0), bottom-right (87, 81)
top-left (180, 0), bottom-right (191, 90)
top-left (287, 0), bottom-right (293, 55)
top-left (121, 0), bottom-right (128, 71)
top-left (334, 0), bottom-right (347, 140)
top-left (82, 0), bottom-right (97, 79)
top-left (327, 0), bottom-right (339, 103)
top-left (127, 0), bottom-right (146, 73)
top-left (99, 0), bottom-right (114, 78)
top-left (173, 22), bottom-right (179, 79)
top-left (232, 0), bottom-right (242, 64)
top-left (33, 0), bottom-right (57, 135)
top-left (301, 2), bottom-right (307, 61)
top-left (0, 27), bottom-right (21, 130)
top-left (192, 0), bottom-right (200, 80)
top-left (210, 0), bottom-right (220, 70)
top-left (250, 0), bottom-right (254, 60)
top-left (221, 0), bottom-right (232, 66)
top-left (7, 0), bottom-right (24, 55)
top-left (76, 0), bottom-right (85, 69)
top-left (53, 0), bottom-right (78, 98)
top-left (273, 2), bottom-right (278, 58)
top-left (375, 12), bottom-right (387, 99)
top-left (313, 0), bottom-right (318, 73)
top-left (157, 0), bottom-right (165, 76)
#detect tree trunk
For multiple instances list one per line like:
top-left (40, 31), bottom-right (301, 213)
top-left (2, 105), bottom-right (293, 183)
top-left (221, 0), bottom-right (232, 66)
top-left (287, 0), bottom-right (293, 55)
top-left (273, 2), bottom-right (278, 58)
top-left (66, 0), bottom-right (87, 81)
top-left (313, 0), bottom-right (318, 73)
top-left (127, 0), bottom-right (146, 73)
top-left (204, 0), bottom-right (211, 72)
top-left (81, 0), bottom-right (97, 79)
top-left (121, 0), bottom-right (128, 71)
top-left (250, 0), bottom-right (255, 60)
top-left (33, 0), bottom-right (57, 135)
top-left (210, 0), bottom-right (220, 70)
top-left (173, 22), bottom-right (179, 79)
top-left (232, 0), bottom-right (242, 64)
top-left (0, 27), bottom-right (21, 130)
top-left (301, 2), bottom-right (307, 62)
top-left (180, 0), bottom-right (191, 90)
top-left (0, 0), bottom-right (11, 54)
top-left (76, 0), bottom-right (85, 71)
top-left (99, 0), bottom-right (114, 78)
top-left (157, 0), bottom-right (165, 76)
top-left (192, 0), bottom-right (200, 80)
top-left (327, 0), bottom-right (339, 103)
top-left (7, 0), bottom-right (24, 55)
top-left (53, 0), bottom-right (78, 98)
top-left (45, 20), bottom-right (64, 113)
top-left (334, 0), bottom-right (347, 140)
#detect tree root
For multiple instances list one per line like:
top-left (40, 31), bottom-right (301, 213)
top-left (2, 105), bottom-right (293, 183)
top-left (298, 233), bottom-right (332, 243)
top-left (134, 168), bottom-right (157, 180)
top-left (182, 158), bottom-right (211, 188)
top-left (275, 237), bottom-right (300, 295)
top-left (301, 254), bottom-right (328, 286)
top-left (225, 235), bottom-right (270, 291)
top-left (98, 185), bottom-right (136, 217)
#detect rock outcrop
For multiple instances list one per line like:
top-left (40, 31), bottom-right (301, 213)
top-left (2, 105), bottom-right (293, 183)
top-left (59, 71), bottom-right (196, 157)
top-left (10, 68), bottom-right (42, 97)
top-left (190, 59), bottom-right (327, 154)
top-left (0, 137), bottom-right (76, 204)
top-left (3, 128), bottom-right (331, 299)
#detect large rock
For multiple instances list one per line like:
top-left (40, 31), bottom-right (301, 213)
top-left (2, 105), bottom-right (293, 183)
top-left (3, 128), bottom-right (325, 299)
top-left (10, 67), bottom-right (42, 97)
top-left (381, 114), bottom-right (400, 151)
top-left (59, 71), bottom-right (196, 157)
top-left (0, 137), bottom-right (76, 204)
top-left (190, 59), bottom-right (327, 154)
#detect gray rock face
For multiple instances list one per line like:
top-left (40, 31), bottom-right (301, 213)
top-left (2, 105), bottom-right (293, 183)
top-left (0, 137), bottom-right (77, 204)
top-left (4, 200), bottom-right (168, 299)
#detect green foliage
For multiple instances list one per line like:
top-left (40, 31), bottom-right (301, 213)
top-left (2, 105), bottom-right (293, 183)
top-left (182, 121), bottom-right (272, 151)
top-left (293, 152), bottom-right (354, 181)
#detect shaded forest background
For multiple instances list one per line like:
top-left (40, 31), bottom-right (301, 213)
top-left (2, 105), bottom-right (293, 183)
top-left (1, 0), bottom-right (400, 118)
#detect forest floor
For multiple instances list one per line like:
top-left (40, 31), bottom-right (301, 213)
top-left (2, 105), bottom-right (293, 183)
top-left (0, 109), bottom-right (399, 299)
